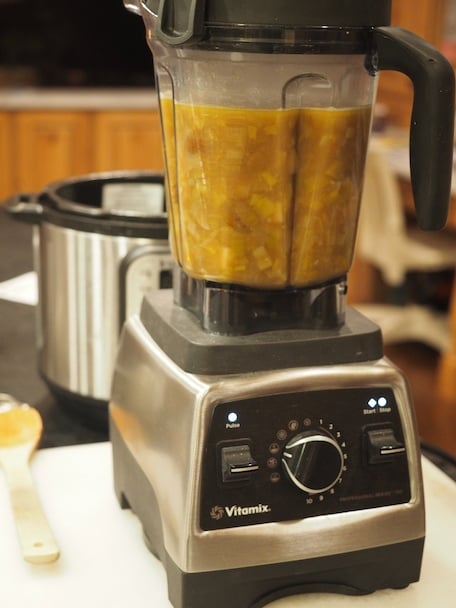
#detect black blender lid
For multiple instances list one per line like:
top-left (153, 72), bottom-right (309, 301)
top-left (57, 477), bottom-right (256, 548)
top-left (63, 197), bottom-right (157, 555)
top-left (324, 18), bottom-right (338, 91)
top-left (144, 0), bottom-right (392, 45)
top-left (204, 0), bottom-right (391, 26)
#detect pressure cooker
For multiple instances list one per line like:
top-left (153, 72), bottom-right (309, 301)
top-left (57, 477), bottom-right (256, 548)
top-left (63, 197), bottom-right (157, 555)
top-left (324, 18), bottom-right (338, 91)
top-left (6, 171), bottom-right (172, 427)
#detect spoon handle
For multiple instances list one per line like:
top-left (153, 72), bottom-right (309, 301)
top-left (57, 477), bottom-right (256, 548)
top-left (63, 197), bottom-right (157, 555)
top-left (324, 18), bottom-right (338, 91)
top-left (2, 453), bottom-right (60, 564)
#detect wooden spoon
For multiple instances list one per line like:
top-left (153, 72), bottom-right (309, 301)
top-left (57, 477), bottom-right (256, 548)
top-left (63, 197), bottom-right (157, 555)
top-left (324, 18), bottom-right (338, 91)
top-left (0, 394), bottom-right (59, 564)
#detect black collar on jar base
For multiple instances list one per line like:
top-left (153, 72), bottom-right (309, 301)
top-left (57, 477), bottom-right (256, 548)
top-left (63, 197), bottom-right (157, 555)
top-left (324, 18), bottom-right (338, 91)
top-left (172, 269), bottom-right (347, 336)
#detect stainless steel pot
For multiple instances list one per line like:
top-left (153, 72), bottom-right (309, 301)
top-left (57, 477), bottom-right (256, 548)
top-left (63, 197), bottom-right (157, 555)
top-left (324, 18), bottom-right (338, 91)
top-left (6, 171), bottom-right (173, 427)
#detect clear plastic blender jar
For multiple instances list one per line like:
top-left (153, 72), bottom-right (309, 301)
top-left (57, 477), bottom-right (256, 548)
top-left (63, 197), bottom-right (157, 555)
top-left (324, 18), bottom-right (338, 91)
top-left (125, 0), bottom-right (454, 295)
top-left (158, 50), bottom-right (375, 289)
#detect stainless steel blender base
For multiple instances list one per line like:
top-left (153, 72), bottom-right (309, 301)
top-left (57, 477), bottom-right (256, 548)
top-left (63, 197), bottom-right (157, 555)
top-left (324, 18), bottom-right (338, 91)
top-left (111, 420), bottom-right (424, 608)
top-left (109, 300), bottom-right (425, 608)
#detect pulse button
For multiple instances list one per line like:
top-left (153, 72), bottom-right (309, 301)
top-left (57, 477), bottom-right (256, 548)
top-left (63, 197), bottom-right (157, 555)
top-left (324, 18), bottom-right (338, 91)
top-left (221, 444), bottom-right (259, 483)
top-left (365, 427), bottom-right (406, 464)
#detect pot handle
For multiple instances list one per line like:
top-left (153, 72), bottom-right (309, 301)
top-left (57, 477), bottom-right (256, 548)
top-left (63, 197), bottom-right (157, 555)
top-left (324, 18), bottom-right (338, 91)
top-left (3, 193), bottom-right (43, 224)
top-left (373, 27), bottom-right (455, 231)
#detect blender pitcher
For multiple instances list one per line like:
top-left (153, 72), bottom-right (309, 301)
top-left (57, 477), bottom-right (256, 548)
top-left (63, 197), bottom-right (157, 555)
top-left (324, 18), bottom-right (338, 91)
top-left (125, 0), bottom-right (454, 300)
top-left (160, 52), bottom-right (374, 290)
top-left (110, 5), bottom-right (454, 604)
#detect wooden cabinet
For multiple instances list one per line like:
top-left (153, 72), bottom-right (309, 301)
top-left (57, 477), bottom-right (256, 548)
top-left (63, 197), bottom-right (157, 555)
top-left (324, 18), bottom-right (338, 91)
top-left (93, 111), bottom-right (164, 172)
top-left (0, 107), bottom-right (163, 200)
top-left (13, 111), bottom-right (92, 192)
top-left (377, 0), bottom-right (447, 127)
top-left (391, 0), bottom-right (445, 44)
top-left (0, 112), bottom-right (14, 200)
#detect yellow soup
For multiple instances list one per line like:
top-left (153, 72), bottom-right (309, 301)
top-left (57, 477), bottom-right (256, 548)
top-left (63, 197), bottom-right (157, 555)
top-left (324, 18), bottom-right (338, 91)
top-left (161, 99), bottom-right (371, 288)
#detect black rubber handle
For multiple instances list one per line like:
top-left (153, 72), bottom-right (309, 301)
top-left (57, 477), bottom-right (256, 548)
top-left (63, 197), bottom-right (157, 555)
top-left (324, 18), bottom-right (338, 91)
top-left (157, 0), bottom-right (206, 45)
top-left (373, 27), bottom-right (455, 230)
top-left (3, 193), bottom-right (43, 224)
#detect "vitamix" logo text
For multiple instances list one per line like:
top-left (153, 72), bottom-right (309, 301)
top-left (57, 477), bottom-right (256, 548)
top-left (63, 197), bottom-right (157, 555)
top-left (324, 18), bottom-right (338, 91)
top-left (210, 503), bottom-right (271, 520)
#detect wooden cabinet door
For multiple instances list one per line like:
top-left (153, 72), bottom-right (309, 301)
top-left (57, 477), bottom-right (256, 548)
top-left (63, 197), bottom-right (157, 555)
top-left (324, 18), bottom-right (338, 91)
top-left (13, 111), bottom-right (92, 192)
top-left (377, 0), bottom-right (447, 127)
top-left (391, 0), bottom-right (445, 44)
top-left (0, 112), bottom-right (14, 201)
top-left (93, 111), bottom-right (164, 173)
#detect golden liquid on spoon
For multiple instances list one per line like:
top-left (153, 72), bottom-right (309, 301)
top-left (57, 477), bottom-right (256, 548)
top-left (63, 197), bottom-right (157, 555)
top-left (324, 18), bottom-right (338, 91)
top-left (0, 401), bottom-right (42, 447)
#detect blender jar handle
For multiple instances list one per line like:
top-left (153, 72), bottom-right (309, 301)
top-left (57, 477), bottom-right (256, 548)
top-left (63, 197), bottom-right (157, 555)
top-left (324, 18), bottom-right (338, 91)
top-left (373, 26), bottom-right (455, 230)
top-left (122, 1), bottom-right (142, 14)
top-left (157, 0), bottom-right (206, 45)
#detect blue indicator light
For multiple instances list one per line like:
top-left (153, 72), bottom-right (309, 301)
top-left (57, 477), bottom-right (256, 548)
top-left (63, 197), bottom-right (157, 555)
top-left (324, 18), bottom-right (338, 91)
top-left (227, 412), bottom-right (238, 423)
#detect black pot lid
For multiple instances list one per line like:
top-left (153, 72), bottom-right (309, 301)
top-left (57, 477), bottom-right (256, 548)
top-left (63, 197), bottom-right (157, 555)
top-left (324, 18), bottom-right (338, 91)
top-left (39, 171), bottom-right (168, 238)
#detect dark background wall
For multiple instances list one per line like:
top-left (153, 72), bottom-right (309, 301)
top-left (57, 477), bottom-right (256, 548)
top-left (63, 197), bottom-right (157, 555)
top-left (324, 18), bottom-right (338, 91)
top-left (0, 0), bottom-right (155, 87)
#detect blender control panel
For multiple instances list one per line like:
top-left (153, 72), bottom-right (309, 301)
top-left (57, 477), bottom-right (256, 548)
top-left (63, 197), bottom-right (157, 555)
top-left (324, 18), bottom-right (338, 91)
top-left (200, 387), bottom-right (411, 530)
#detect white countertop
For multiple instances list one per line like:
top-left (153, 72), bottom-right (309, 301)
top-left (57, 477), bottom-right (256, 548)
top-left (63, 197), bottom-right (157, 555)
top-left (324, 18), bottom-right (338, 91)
top-left (0, 88), bottom-right (158, 110)
top-left (0, 442), bottom-right (455, 607)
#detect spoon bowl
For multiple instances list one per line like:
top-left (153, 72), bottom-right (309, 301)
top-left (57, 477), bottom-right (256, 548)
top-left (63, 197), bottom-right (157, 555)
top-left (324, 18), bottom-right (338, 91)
top-left (0, 396), bottom-right (43, 447)
top-left (0, 394), bottom-right (60, 564)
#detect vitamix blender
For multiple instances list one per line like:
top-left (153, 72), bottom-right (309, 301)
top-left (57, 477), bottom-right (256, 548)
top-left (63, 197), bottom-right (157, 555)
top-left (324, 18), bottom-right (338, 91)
top-left (110, 2), bottom-right (455, 607)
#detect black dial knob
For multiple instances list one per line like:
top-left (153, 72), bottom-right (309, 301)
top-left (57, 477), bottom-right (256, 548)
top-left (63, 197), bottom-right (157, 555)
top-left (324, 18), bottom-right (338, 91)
top-left (281, 431), bottom-right (344, 494)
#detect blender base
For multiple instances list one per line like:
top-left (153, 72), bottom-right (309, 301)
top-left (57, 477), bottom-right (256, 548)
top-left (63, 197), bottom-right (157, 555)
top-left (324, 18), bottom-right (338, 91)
top-left (111, 420), bottom-right (424, 608)
top-left (109, 294), bottom-right (425, 608)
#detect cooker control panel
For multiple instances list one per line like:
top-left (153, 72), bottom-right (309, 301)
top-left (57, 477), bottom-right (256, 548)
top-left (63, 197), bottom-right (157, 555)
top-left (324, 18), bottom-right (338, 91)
top-left (200, 387), bottom-right (411, 530)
